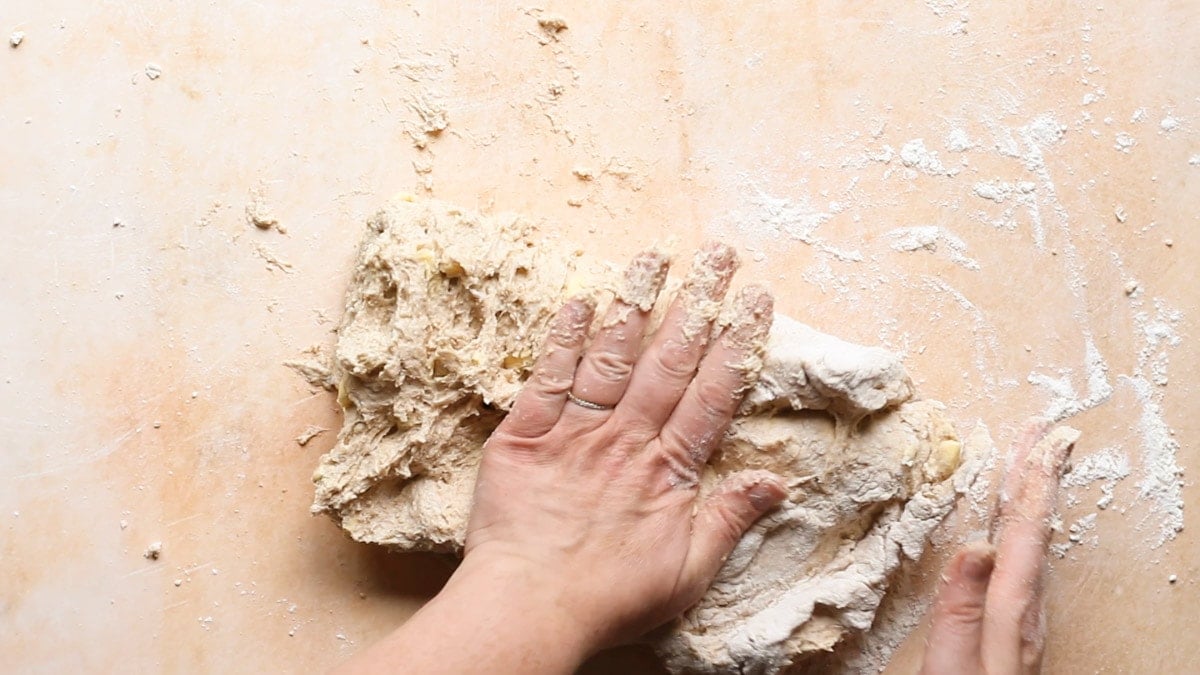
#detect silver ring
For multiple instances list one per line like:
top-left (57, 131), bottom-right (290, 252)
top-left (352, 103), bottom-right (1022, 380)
top-left (567, 391), bottom-right (616, 411)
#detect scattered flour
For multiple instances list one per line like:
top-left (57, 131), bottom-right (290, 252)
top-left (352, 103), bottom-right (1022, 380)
top-left (1062, 446), bottom-right (1131, 510)
top-left (886, 226), bottom-right (979, 270)
top-left (970, 179), bottom-right (1040, 243)
top-left (944, 128), bottom-right (974, 152)
top-left (1114, 132), bottom-right (1137, 153)
top-left (1027, 339), bottom-right (1113, 421)
top-left (715, 181), bottom-right (863, 262)
top-left (899, 139), bottom-right (957, 176)
top-left (1050, 513), bottom-right (1099, 558)
top-left (1119, 300), bottom-right (1185, 547)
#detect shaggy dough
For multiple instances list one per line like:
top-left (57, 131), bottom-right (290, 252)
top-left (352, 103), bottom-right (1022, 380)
top-left (305, 199), bottom-right (973, 674)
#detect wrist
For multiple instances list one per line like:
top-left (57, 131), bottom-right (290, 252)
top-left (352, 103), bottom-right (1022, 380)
top-left (437, 555), bottom-right (601, 668)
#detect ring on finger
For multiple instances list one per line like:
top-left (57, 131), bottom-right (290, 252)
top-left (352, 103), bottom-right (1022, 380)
top-left (566, 391), bottom-right (617, 411)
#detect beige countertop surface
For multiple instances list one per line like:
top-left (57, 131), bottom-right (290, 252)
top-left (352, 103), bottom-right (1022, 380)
top-left (3, 1), bottom-right (1197, 673)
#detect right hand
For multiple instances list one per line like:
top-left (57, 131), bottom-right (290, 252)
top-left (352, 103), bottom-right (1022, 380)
top-left (920, 419), bottom-right (1078, 674)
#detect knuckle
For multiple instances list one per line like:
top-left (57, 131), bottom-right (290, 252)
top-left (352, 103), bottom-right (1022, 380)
top-left (937, 597), bottom-right (986, 628)
top-left (586, 350), bottom-right (634, 383)
top-left (534, 370), bottom-right (573, 396)
top-left (654, 339), bottom-right (699, 380)
top-left (693, 377), bottom-right (737, 421)
top-left (658, 425), bottom-right (701, 464)
top-left (711, 499), bottom-right (749, 543)
top-left (653, 443), bottom-right (700, 488)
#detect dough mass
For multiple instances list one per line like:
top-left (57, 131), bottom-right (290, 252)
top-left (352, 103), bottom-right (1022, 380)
top-left (305, 200), bottom-right (971, 674)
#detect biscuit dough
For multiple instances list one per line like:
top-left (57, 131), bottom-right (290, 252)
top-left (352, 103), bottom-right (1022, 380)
top-left (303, 199), bottom-right (974, 674)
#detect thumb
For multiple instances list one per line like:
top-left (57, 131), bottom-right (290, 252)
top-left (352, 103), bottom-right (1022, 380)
top-left (683, 470), bottom-right (787, 593)
top-left (921, 541), bottom-right (996, 675)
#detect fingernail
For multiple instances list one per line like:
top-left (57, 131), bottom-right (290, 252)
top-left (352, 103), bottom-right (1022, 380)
top-left (723, 285), bottom-right (774, 349)
top-left (617, 250), bottom-right (670, 312)
top-left (961, 547), bottom-right (996, 583)
top-left (748, 480), bottom-right (786, 511)
top-left (683, 243), bottom-right (739, 304)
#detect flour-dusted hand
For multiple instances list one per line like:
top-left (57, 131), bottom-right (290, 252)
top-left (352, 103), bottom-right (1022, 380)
top-left (921, 419), bottom-right (1080, 675)
top-left (463, 243), bottom-right (785, 649)
top-left (335, 244), bottom-right (786, 675)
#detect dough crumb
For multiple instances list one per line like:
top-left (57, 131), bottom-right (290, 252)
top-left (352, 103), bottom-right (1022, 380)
top-left (571, 166), bottom-right (595, 180)
top-left (1168, 574), bottom-right (1178, 583)
top-left (295, 425), bottom-right (329, 447)
top-left (145, 63), bottom-right (162, 80)
top-left (144, 541), bottom-right (163, 560)
top-left (246, 188), bottom-right (282, 232)
top-left (537, 15), bottom-right (569, 34)
top-left (1124, 280), bottom-right (1139, 296)
top-left (9, 30), bottom-right (24, 47)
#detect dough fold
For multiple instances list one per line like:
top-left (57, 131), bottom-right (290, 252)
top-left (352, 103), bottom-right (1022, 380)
top-left (304, 199), bottom-right (973, 674)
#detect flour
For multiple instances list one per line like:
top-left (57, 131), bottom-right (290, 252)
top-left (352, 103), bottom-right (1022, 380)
top-left (1062, 446), bottom-right (1131, 510)
top-left (1121, 299), bottom-right (1185, 546)
top-left (716, 182), bottom-right (863, 262)
top-left (899, 139), bottom-right (957, 176)
top-left (301, 199), bottom-right (978, 675)
top-left (970, 180), bottom-right (1039, 240)
top-left (944, 128), bottom-right (974, 152)
top-left (1050, 512), bottom-right (1099, 558)
top-left (885, 226), bottom-right (979, 271)
top-left (1027, 338), bottom-right (1113, 421)
top-left (1114, 132), bottom-right (1137, 153)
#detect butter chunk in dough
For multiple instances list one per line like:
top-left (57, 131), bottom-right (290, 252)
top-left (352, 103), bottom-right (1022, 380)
top-left (305, 199), bottom-right (974, 674)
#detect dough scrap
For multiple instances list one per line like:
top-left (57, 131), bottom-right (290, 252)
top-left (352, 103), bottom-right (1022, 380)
top-left (307, 199), bottom-right (974, 674)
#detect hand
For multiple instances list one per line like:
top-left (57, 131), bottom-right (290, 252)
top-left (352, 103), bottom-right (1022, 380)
top-left (460, 242), bottom-right (785, 653)
top-left (336, 243), bottom-right (786, 675)
top-left (920, 419), bottom-right (1078, 675)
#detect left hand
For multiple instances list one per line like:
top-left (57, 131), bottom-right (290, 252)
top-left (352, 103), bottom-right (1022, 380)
top-left (458, 243), bottom-right (786, 653)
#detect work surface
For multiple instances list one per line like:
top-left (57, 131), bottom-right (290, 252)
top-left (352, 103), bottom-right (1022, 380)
top-left (3, 2), bottom-right (1197, 673)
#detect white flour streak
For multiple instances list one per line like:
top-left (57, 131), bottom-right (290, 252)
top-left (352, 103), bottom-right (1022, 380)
top-left (1119, 299), bottom-right (1185, 547)
top-left (1028, 339), bottom-right (1115, 421)
top-left (970, 180), bottom-right (1041, 243)
top-left (886, 226), bottom-right (979, 270)
top-left (921, 276), bottom-right (1009, 392)
top-left (714, 181), bottom-right (863, 262)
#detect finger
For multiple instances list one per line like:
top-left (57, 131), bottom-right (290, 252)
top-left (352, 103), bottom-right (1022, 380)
top-left (681, 470), bottom-right (787, 597)
top-left (982, 424), bottom-right (1080, 674)
top-left (920, 541), bottom-right (995, 675)
top-left (562, 250), bottom-right (669, 418)
top-left (499, 295), bottom-right (596, 438)
top-left (655, 285), bottom-right (772, 483)
top-left (984, 417), bottom-right (1052, 546)
top-left (620, 242), bottom-right (739, 429)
